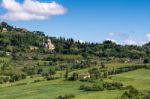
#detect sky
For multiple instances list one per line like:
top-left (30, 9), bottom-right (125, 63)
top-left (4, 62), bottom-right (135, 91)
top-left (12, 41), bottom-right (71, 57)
top-left (0, 0), bottom-right (150, 45)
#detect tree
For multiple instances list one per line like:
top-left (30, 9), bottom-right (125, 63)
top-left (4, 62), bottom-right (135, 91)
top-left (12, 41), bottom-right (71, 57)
top-left (43, 62), bottom-right (47, 66)
top-left (100, 62), bottom-right (105, 68)
top-left (68, 72), bottom-right (78, 81)
top-left (88, 68), bottom-right (100, 79)
top-left (143, 58), bottom-right (149, 64)
top-left (37, 68), bottom-right (43, 74)
top-left (49, 69), bottom-right (56, 76)
top-left (104, 71), bottom-right (109, 78)
top-left (64, 69), bottom-right (69, 80)
top-left (10, 74), bottom-right (25, 82)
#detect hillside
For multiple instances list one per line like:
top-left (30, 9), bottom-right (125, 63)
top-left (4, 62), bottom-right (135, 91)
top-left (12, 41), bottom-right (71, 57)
top-left (0, 22), bottom-right (150, 99)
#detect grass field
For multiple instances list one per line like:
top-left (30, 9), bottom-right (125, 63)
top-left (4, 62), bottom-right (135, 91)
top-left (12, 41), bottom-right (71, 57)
top-left (0, 68), bottom-right (150, 99)
top-left (0, 79), bottom-right (123, 99)
top-left (111, 69), bottom-right (150, 90)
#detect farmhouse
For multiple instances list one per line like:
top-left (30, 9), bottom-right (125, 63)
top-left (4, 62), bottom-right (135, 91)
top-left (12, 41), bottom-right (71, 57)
top-left (79, 72), bottom-right (90, 80)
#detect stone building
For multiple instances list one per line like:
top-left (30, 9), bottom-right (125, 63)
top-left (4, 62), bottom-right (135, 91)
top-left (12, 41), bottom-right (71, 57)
top-left (79, 72), bottom-right (90, 80)
top-left (43, 37), bottom-right (55, 50)
top-left (2, 28), bottom-right (8, 32)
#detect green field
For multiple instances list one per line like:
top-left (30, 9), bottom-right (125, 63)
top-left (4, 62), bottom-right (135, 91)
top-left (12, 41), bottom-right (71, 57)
top-left (0, 69), bottom-right (150, 99)
top-left (111, 69), bottom-right (150, 90)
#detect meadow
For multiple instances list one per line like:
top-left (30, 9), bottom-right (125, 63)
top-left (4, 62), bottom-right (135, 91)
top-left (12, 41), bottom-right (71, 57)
top-left (0, 68), bottom-right (150, 99)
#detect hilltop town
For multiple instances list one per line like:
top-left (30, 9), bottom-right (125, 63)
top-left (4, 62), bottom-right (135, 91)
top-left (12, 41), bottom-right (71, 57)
top-left (0, 22), bottom-right (55, 51)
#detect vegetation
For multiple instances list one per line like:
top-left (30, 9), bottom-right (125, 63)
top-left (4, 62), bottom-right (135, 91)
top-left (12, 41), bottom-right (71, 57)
top-left (80, 81), bottom-right (123, 91)
top-left (0, 22), bottom-right (150, 99)
top-left (120, 87), bottom-right (150, 99)
top-left (55, 94), bottom-right (75, 99)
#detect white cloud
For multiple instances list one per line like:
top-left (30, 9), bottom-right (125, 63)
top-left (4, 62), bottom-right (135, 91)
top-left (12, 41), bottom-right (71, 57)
top-left (0, 0), bottom-right (67, 21)
top-left (2, 12), bottom-right (47, 21)
top-left (1, 0), bottom-right (23, 12)
top-left (107, 32), bottom-right (143, 45)
top-left (107, 32), bottom-right (150, 46)
top-left (145, 34), bottom-right (150, 41)
top-left (109, 32), bottom-right (120, 36)
top-left (23, 0), bottom-right (66, 16)
top-left (124, 38), bottom-right (137, 45)
top-left (108, 32), bottom-right (129, 38)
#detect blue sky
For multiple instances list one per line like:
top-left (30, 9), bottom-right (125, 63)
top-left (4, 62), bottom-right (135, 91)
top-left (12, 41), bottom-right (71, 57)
top-left (0, 0), bottom-right (150, 45)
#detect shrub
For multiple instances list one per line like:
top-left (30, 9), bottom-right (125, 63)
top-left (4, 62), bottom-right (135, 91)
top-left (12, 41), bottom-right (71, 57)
top-left (103, 82), bottom-right (123, 90)
top-left (79, 77), bottom-right (101, 83)
top-left (9, 73), bottom-right (26, 82)
top-left (144, 58), bottom-right (150, 64)
top-left (0, 77), bottom-right (4, 84)
top-left (45, 76), bottom-right (59, 81)
top-left (145, 65), bottom-right (150, 69)
top-left (144, 92), bottom-right (150, 99)
top-left (0, 77), bottom-right (9, 84)
top-left (32, 79), bottom-right (43, 83)
top-left (121, 87), bottom-right (142, 99)
top-left (123, 85), bottom-right (135, 90)
top-left (80, 84), bottom-right (104, 91)
top-left (15, 82), bottom-right (27, 86)
top-left (88, 68), bottom-right (100, 79)
top-left (41, 73), bottom-right (49, 77)
top-left (55, 94), bottom-right (75, 99)
top-left (80, 82), bottom-right (123, 92)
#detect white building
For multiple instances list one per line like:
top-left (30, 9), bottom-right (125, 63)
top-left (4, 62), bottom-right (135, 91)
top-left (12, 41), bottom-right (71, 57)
top-left (43, 38), bottom-right (55, 50)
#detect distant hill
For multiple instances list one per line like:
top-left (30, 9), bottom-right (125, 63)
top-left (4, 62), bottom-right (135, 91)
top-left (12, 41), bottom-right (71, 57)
top-left (0, 21), bottom-right (150, 59)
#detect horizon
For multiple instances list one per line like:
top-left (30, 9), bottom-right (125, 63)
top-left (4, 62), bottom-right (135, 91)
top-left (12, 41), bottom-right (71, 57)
top-left (0, 0), bottom-right (150, 45)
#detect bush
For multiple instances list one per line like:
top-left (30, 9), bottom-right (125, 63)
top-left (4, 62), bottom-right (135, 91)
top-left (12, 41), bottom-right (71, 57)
top-left (41, 73), bottom-right (49, 77)
top-left (121, 87), bottom-right (142, 99)
top-left (145, 65), bottom-right (150, 69)
top-left (88, 68), bottom-right (100, 79)
top-left (9, 73), bottom-right (26, 82)
top-left (144, 92), bottom-right (150, 99)
top-left (32, 79), bottom-right (43, 83)
top-left (103, 82), bottom-right (123, 90)
top-left (144, 58), bottom-right (150, 64)
top-left (80, 84), bottom-right (104, 91)
top-left (55, 94), bottom-right (75, 99)
top-left (0, 77), bottom-right (4, 84)
top-left (0, 76), bottom-right (9, 84)
top-left (45, 76), bottom-right (59, 81)
top-left (79, 77), bottom-right (101, 83)
top-left (123, 85), bottom-right (135, 90)
top-left (80, 82), bottom-right (123, 92)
